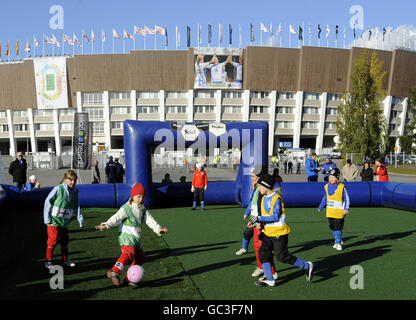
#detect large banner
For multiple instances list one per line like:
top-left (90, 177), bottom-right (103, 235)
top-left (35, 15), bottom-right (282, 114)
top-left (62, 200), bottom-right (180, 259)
top-left (72, 112), bottom-right (92, 170)
top-left (33, 57), bottom-right (68, 109)
top-left (194, 48), bottom-right (243, 89)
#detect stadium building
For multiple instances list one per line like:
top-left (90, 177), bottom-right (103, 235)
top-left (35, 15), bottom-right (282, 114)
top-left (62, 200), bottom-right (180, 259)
top-left (0, 45), bottom-right (415, 161)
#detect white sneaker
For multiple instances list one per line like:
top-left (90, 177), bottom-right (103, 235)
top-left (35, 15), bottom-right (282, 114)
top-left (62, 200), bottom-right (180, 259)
top-left (259, 273), bottom-right (278, 281)
top-left (235, 248), bottom-right (248, 255)
top-left (44, 261), bottom-right (53, 270)
top-left (332, 241), bottom-right (344, 248)
top-left (334, 244), bottom-right (343, 251)
top-left (251, 267), bottom-right (264, 277)
top-left (63, 260), bottom-right (76, 267)
top-left (255, 279), bottom-right (275, 287)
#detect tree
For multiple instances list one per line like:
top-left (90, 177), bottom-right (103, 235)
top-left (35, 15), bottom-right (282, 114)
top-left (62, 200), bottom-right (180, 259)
top-left (399, 87), bottom-right (416, 154)
top-left (336, 49), bottom-right (388, 160)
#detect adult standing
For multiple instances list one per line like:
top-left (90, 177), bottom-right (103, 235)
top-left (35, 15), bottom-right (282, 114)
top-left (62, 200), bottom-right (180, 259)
top-left (91, 160), bottom-right (101, 184)
top-left (287, 160), bottom-right (293, 174)
top-left (283, 159), bottom-right (288, 175)
top-left (322, 155), bottom-right (337, 182)
top-left (360, 161), bottom-right (374, 181)
top-left (115, 158), bottom-right (125, 183)
top-left (374, 159), bottom-right (389, 181)
top-left (341, 159), bottom-right (359, 182)
top-left (105, 156), bottom-right (118, 184)
top-left (306, 153), bottom-right (321, 182)
top-left (9, 152), bottom-right (27, 190)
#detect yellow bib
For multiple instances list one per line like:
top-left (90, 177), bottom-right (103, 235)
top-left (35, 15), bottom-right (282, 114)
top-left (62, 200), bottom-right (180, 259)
top-left (325, 183), bottom-right (345, 219)
top-left (261, 193), bottom-right (291, 237)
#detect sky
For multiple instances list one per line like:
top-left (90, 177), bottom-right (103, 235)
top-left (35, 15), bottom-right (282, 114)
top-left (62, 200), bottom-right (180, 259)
top-left (0, 0), bottom-right (415, 58)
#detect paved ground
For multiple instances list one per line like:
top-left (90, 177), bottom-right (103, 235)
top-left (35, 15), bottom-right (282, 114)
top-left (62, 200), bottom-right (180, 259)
top-left (1, 158), bottom-right (414, 186)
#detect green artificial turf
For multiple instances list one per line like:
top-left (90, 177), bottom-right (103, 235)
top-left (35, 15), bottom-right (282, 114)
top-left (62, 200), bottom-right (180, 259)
top-left (1, 205), bottom-right (415, 300)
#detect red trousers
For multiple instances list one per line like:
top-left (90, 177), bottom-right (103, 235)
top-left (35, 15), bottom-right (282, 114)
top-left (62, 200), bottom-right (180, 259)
top-left (46, 226), bottom-right (69, 261)
top-left (112, 245), bottom-right (146, 273)
top-left (253, 227), bottom-right (276, 274)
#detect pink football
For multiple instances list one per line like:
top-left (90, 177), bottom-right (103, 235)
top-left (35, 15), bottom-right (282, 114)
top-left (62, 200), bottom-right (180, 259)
top-left (127, 265), bottom-right (145, 284)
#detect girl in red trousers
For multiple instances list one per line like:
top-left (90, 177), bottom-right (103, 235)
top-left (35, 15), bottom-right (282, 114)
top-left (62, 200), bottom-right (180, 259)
top-left (95, 183), bottom-right (168, 286)
top-left (43, 170), bottom-right (84, 270)
top-left (374, 159), bottom-right (389, 181)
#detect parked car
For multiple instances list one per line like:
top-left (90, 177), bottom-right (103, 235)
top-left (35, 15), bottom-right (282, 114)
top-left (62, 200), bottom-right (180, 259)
top-left (330, 149), bottom-right (342, 159)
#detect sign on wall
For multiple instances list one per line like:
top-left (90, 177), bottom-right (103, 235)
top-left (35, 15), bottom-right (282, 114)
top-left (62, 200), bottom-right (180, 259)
top-left (33, 57), bottom-right (68, 109)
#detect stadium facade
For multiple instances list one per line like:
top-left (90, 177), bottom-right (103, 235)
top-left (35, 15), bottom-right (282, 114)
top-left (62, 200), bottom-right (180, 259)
top-left (0, 45), bottom-right (415, 158)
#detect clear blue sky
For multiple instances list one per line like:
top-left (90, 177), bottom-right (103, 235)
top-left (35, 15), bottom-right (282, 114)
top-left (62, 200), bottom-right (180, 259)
top-left (0, 0), bottom-right (414, 58)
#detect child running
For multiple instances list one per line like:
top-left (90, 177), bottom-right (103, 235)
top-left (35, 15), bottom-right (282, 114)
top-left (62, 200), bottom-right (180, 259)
top-left (249, 174), bottom-right (313, 287)
top-left (235, 165), bottom-right (277, 281)
top-left (43, 170), bottom-right (84, 270)
top-left (191, 162), bottom-right (208, 211)
top-left (95, 183), bottom-right (168, 286)
top-left (317, 168), bottom-right (350, 250)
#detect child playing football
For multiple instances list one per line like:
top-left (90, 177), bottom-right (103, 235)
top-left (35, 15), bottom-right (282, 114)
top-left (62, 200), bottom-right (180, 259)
top-left (317, 168), bottom-right (350, 250)
top-left (95, 183), bottom-right (168, 286)
top-left (43, 170), bottom-right (84, 270)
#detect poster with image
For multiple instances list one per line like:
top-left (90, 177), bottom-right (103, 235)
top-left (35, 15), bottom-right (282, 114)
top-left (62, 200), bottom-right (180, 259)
top-left (194, 47), bottom-right (243, 89)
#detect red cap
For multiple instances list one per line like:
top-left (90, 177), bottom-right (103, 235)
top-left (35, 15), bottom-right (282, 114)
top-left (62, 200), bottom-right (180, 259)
top-left (131, 183), bottom-right (145, 198)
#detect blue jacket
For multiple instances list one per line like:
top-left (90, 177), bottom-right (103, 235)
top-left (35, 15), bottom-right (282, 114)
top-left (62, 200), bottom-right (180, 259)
top-left (322, 161), bottom-right (337, 178)
top-left (306, 157), bottom-right (319, 178)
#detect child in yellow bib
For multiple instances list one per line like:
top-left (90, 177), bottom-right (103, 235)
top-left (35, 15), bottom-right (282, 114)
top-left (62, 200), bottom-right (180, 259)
top-left (317, 168), bottom-right (350, 251)
top-left (248, 174), bottom-right (314, 287)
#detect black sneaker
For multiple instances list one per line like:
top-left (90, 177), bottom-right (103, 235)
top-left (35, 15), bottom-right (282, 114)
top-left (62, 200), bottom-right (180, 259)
top-left (191, 207), bottom-right (196, 211)
top-left (255, 279), bottom-right (275, 287)
top-left (305, 261), bottom-right (313, 282)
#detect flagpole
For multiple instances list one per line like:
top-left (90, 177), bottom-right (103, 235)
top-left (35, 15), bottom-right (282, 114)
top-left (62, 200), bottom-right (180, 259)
top-left (42, 35), bottom-right (45, 56)
top-left (62, 34), bottom-right (65, 55)
top-left (154, 25), bottom-right (156, 50)
top-left (289, 31), bottom-right (291, 48)
top-left (81, 34), bottom-right (84, 54)
top-left (123, 37), bottom-right (125, 53)
top-left (133, 28), bottom-right (136, 50)
top-left (112, 34), bottom-right (114, 53)
top-left (102, 30), bottom-right (104, 54)
top-left (144, 33), bottom-right (146, 50)
top-left (303, 22), bottom-right (305, 46)
top-left (52, 39), bottom-right (54, 56)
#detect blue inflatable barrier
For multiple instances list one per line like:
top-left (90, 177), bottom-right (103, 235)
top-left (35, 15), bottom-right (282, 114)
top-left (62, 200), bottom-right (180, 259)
top-left (1, 181), bottom-right (415, 212)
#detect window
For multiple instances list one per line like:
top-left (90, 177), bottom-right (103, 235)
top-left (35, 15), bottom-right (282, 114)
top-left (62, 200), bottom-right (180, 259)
top-left (60, 123), bottom-right (73, 131)
top-left (195, 106), bottom-right (215, 113)
top-left (250, 91), bottom-right (270, 99)
top-left (166, 91), bottom-right (187, 99)
top-left (277, 92), bottom-right (295, 100)
top-left (390, 110), bottom-right (399, 119)
top-left (276, 121), bottom-right (293, 129)
top-left (137, 106), bottom-right (159, 114)
top-left (325, 122), bottom-right (336, 129)
top-left (0, 124), bottom-right (9, 132)
top-left (166, 106), bottom-right (187, 113)
top-left (222, 106), bottom-right (242, 113)
top-left (111, 121), bottom-right (123, 129)
top-left (327, 93), bottom-right (340, 101)
top-left (59, 109), bottom-right (75, 116)
top-left (276, 107), bottom-right (294, 114)
top-left (36, 123), bottom-right (54, 131)
top-left (195, 90), bottom-right (215, 98)
top-left (13, 110), bottom-right (28, 117)
top-left (82, 92), bottom-right (103, 104)
top-left (303, 107), bottom-right (319, 115)
top-left (391, 97), bottom-right (401, 105)
top-left (35, 109), bottom-right (53, 116)
top-left (85, 107), bottom-right (104, 119)
top-left (93, 122), bottom-right (105, 134)
top-left (389, 124), bottom-right (397, 132)
top-left (301, 121), bottom-right (318, 129)
top-left (304, 92), bottom-right (320, 100)
top-left (251, 106), bottom-right (269, 114)
top-left (222, 91), bottom-right (242, 99)
top-left (111, 107), bottom-right (131, 115)
top-left (137, 91), bottom-right (159, 99)
top-left (0, 111), bottom-right (6, 118)
top-left (109, 91), bottom-right (131, 100)
top-left (15, 124), bottom-right (29, 131)
top-left (326, 107), bottom-right (338, 115)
